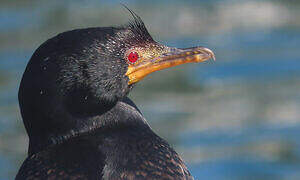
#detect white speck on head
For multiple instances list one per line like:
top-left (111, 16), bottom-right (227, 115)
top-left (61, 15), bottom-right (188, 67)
top-left (70, 130), bottom-right (75, 136)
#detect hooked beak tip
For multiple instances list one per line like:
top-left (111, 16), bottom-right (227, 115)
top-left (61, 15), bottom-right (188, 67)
top-left (201, 47), bottom-right (216, 61)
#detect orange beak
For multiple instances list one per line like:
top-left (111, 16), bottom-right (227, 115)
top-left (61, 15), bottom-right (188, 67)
top-left (126, 46), bottom-right (215, 85)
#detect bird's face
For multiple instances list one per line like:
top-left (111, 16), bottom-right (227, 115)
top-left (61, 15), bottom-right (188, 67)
top-left (97, 19), bottom-right (215, 92)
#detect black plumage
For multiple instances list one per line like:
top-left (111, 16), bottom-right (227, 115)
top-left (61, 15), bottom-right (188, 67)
top-left (16, 9), bottom-right (214, 180)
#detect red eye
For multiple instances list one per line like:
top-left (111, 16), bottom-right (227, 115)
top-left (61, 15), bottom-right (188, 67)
top-left (127, 52), bottom-right (139, 64)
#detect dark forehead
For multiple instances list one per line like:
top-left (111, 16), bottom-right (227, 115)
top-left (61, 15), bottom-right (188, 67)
top-left (108, 20), bottom-right (154, 48)
top-left (93, 21), bottom-right (155, 57)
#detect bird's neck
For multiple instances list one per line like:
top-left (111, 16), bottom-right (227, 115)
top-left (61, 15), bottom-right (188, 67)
top-left (27, 97), bottom-right (151, 155)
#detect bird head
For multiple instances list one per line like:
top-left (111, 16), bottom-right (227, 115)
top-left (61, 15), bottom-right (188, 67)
top-left (91, 9), bottom-right (215, 97)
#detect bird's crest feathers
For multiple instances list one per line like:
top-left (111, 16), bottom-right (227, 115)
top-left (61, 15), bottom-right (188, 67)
top-left (121, 5), bottom-right (153, 42)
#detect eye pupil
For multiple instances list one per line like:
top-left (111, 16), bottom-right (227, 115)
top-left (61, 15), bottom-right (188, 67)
top-left (128, 52), bottom-right (139, 63)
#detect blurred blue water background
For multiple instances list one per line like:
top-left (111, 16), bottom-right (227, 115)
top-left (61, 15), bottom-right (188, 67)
top-left (1, 0), bottom-right (300, 179)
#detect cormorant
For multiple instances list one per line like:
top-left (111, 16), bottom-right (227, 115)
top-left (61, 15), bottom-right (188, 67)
top-left (16, 9), bottom-right (215, 180)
